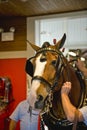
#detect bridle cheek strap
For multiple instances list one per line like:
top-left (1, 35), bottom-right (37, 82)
top-left (32, 76), bottom-right (51, 89)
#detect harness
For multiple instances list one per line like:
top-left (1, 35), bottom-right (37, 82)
top-left (25, 47), bottom-right (87, 130)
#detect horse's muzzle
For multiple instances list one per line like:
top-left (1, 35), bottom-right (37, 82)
top-left (35, 100), bottom-right (44, 109)
top-left (35, 95), bottom-right (44, 109)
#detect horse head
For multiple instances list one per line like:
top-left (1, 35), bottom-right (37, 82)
top-left (26, 33), bottom-right (85, 121)
top-left (26, 34), bottom-right (66, 108)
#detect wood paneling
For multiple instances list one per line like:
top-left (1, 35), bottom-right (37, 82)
top-left (0, 17), bottom-right (26, 51)
top-left (0, 0), bottom-right (87, 17)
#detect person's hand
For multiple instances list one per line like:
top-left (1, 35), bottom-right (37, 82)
top-left (61, 82), bottom-right (71, 95)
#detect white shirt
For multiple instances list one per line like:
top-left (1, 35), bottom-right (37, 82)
top-left (10, 100), bottom-right (40, 130)
top-left (79, 106), bottom-right (87, 125)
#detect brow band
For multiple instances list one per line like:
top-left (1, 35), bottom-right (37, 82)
top-left (36, 47), bottom-right (62, 55)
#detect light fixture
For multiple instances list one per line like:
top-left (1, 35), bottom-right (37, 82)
top-left (0, 28), bottom-right (4, 33)
top-left (0, 27), bottom-right (15, 41)
top-left (9, 27), bottom-right (15, 32)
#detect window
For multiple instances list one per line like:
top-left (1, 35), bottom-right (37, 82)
top-left (35, 12), bottom-right (87, 49)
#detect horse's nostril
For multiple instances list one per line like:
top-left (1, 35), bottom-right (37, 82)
top-left (38, 95), bottom-right (43, 101)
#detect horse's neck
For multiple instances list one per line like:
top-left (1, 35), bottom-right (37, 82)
top-left (66, 65), bottom-right (87, 108)
top-left (51, 60), bottom-right (86, 119)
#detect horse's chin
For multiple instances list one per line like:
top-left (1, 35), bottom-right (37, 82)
top-left (35, 101), bottom-right (44, 109)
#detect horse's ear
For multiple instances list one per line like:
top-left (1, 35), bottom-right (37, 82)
top-left (55, 33), bottom-right (66, 49)
top-left (27, 40), bottom-right (40, 51)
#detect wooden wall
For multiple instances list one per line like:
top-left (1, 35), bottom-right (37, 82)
top-left (0, 17), bottom-right (26, 51)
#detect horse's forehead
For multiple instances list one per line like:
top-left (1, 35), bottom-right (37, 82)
top-left (33, 54), bottom-right (47, 83)
top-left (46, 52), bottom-right (58, 60)
top-left (35, 53), bottom-right (46, 66)
top-left (33, 52), bottom-right (58, 69)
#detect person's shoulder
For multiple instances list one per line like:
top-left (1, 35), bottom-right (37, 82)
top-left (18, 100), bottom-right (28, 106)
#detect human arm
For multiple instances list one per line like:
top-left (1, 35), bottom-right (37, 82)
top-left (9, 101), bottom-right (22, 130)
top-left (9, 120), bottom-right (17, 130)
top-left (61, 82), bottom-right (84, 122)
top-left (76, 59), bottom-right (87, 77)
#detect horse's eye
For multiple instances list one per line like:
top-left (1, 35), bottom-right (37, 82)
top-left (51, 60), bottom-right (57, 66)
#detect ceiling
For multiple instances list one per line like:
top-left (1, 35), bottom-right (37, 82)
top-left (0, 0), bottom-right (86, 59)
top-left (0, 0), bottom-right (87, 17)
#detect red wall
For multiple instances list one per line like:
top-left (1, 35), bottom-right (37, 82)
top-left (0, 58), bottom-right (27, 130)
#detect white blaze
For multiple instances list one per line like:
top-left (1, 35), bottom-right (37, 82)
top-left (27, 54), bottom-right (47, 108)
